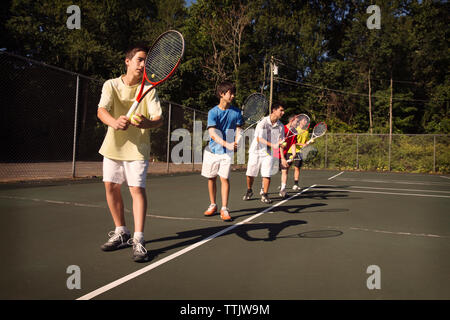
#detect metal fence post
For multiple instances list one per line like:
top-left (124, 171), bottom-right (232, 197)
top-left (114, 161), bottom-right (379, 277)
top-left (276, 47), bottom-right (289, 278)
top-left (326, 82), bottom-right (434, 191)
top-left (166, 103), bottom-right (172, 173)
top-left (433, 135), bottom-right (436, 173)
top-left (356, 134), bottom-right (359, 169)
top-left (71, 75), bottom-right (80, 178)
top-left (325, 133), bottom-right (328, 168)
top-left (192, 110), bottom-right (196, 172)
top-left (388, 135), bottom-right (392, 171)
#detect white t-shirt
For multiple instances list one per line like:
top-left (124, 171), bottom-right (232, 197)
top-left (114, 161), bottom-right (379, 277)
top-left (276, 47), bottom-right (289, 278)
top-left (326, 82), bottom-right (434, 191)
top-left (248, 116), bottom-right (285, 156)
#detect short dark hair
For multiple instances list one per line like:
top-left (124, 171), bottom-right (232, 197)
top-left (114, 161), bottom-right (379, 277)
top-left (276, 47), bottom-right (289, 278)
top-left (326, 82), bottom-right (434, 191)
top-left (271, 101), bottom-right (284, 113)
top-left (216, 81), bottom-right (236, 98)
top-left (125, 43), bottom-right (148, 60)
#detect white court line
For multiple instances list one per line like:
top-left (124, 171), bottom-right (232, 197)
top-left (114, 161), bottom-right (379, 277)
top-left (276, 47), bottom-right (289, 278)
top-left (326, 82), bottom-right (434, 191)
top-left (349, 185), bottom-right (450, 194)
top-left (440, 176), bottom-right (450, 180)
top-left (311, 187), bottom-right (450, 199)
top-left (0, 195), bottom-right (106, 209)
top-left (328, 171), bottom-right (344, 181)
top-left (76, 184), bottom-right (317, 300)
top-left (334, 178), bottom-right (449, 186)
top-left (346, 226), bottom-right (449, 239)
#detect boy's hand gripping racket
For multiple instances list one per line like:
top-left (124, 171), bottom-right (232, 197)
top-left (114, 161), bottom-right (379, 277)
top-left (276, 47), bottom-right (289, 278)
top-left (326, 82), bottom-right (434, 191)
top-left (126, 30), bottom-right (185, 119)
top-left (287, 145), bottom-right (318, 164)
top-left (236, 93), bottom-right (269, 145)
top-left (306, 122), bottom-right (327, 145)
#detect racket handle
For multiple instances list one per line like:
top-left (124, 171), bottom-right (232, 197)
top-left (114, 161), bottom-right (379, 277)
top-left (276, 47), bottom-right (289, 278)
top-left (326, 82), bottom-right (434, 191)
top-left (236, 134), bottom-right (243, 145)
top-left (126, 100), bottom-right (139, 118)
top-left (306, 138), bottom-right (314, 145)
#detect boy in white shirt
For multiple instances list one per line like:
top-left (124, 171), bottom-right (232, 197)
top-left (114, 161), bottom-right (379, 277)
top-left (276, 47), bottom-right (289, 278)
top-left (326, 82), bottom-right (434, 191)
top-left (243, 102), bottom-right (287, 204)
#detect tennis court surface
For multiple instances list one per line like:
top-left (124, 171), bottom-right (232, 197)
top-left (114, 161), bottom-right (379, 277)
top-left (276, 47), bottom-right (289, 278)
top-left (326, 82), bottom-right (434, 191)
top-left (0, 169), bottom-right (449, 302)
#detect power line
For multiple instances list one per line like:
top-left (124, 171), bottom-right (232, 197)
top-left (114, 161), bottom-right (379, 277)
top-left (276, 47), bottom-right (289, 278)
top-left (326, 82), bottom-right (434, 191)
top-left (275, 76), bottom-right (448, 103)
top-left (275, 60), bottom-right (429, 86)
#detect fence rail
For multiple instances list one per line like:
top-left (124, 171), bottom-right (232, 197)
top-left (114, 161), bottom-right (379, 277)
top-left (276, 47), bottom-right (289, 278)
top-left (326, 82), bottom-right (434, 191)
top-left (0, 52), bottom-right (448, 182)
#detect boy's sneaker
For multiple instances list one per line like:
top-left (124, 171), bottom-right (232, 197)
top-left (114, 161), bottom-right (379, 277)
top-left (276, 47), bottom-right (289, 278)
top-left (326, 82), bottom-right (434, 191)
top-left (261, 193), bottom-right (273, 204)
top-left (279, 188), bottom-right (288, 199)
top-left (220, 207), bottom-right (233, 222)
top-left (243, 189), bottom-right (253, 200)
top-left (127, 238), bottom-right (148, 263)
top-left (204, 204), bottom-right (217, 216)
top-left (101, 231), bottom-right (131, 251)
top-left (292, 184), bottom-right (300, 191)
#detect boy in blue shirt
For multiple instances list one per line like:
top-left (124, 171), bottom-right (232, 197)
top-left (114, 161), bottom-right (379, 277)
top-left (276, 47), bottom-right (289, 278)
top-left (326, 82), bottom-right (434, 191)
top-left (201, 82), bottom-right (243, 221)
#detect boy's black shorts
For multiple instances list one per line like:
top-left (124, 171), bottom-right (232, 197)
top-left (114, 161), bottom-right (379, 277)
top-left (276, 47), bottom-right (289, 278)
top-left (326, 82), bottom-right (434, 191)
top-left (283, 153), bottom-right (303, 169)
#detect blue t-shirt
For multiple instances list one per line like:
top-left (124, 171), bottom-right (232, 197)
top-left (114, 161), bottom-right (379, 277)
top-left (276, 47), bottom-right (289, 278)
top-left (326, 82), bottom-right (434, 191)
top-left (207, 105), bottom-right (243, 154)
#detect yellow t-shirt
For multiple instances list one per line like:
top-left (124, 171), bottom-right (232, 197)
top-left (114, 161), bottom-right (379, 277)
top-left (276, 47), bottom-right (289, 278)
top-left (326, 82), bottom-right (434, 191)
top-left (98, 76), bottom-right (162, 161)
top-left (289, 128), bottom-right (309, 154)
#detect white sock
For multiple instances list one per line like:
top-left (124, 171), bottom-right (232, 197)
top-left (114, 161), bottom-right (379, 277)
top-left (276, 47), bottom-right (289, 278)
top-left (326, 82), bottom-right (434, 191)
top-left (281, 183), bottom-right (286, 190)
top-left (115, 226), bottom-right (130, 235)
top-left (134, 232), bottom-right (144, 243)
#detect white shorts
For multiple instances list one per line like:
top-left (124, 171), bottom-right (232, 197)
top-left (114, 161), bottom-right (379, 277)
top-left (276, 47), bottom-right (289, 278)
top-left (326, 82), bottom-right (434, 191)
top-left (246, 153), bottom-right (274, 178)
top-left (102, 157), bottom-right (149, 188)
top-left (201, 149), bottom-right (232, 179)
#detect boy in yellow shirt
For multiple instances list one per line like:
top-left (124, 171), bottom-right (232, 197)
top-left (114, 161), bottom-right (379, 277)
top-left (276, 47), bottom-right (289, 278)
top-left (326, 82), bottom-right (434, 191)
top-left (291, 114), bottom-right (310, 191)
top-left (97, 45), bottom-right (163, 262)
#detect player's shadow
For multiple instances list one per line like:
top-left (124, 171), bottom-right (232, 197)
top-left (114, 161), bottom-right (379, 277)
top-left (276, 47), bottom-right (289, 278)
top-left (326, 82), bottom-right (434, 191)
top-left (229, 203), bottom-right (327, 220)
top-left (242, 186), bottom-right (354, 202)
top-left (144, 219), bottom-right (307, 262)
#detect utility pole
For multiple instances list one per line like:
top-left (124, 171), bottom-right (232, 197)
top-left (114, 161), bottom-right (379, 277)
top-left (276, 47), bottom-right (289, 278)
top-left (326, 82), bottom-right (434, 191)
top-left (269, 56), bottom-right (274, 110)
top-left (368, 68), bottom-right (373, 134)
top-left (388, 74), bottom-right (393, 171)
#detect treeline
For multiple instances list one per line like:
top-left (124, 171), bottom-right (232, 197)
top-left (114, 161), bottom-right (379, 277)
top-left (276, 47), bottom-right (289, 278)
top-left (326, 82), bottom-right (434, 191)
top-left (2, 0), bottom-right (449, 133)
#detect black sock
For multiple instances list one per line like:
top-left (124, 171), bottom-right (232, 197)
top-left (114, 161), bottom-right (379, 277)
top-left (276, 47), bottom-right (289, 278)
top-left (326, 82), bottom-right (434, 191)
top-left (294, 180), bottom-right (298, 185)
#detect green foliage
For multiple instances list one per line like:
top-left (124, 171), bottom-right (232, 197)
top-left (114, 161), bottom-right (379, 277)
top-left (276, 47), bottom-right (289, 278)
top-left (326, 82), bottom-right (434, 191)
top-left (303, 134), bottom-right (450, 174)
top-left (2, 0), bottom-right (448, 133)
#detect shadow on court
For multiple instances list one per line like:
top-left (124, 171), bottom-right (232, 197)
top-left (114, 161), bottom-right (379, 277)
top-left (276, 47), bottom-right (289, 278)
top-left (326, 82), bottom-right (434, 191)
top-left (142, 220), bottom-right (309, 263)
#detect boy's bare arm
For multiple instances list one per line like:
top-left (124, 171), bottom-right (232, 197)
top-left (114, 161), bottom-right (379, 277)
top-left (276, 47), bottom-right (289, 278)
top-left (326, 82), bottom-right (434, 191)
top-left (97, 107), bottom-right (129, 130)
top-left (208, 127), bottom-right (236, 151)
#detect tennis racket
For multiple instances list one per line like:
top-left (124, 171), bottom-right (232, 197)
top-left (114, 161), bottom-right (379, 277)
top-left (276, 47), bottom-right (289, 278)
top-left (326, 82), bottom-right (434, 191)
top-left (126, 30), bottom-right (185, 119)
top-left (283, 114), bottom-right (311, 141)
top-left (236, 93), bottom-right (269, 145)
top-left (305, 121), bottom-right (327, 145)
top-left (287, 145), bottom-right (318, 163)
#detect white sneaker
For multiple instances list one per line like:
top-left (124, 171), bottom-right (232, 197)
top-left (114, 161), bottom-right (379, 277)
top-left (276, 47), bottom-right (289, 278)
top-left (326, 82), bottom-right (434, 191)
top-left (128, 238), bottom-right (148, 262)
top-left (292, 185), bottom-right (300, 191)
top-left (279, 188), bottom-right (287, 198)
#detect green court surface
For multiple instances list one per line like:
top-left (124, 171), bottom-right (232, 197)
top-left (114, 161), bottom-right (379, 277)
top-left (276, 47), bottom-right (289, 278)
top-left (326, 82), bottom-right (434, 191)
top-left (0, 169), bottom-right (449, 301)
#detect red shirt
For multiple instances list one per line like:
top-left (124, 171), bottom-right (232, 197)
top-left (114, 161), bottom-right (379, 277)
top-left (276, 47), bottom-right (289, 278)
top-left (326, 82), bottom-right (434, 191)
top-left (274, 125), bottom-right (297, 159)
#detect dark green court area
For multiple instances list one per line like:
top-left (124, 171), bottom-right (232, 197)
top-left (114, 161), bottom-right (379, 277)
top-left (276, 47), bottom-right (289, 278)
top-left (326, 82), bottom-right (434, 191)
top-left (0, 170), bottom-right (449, 300)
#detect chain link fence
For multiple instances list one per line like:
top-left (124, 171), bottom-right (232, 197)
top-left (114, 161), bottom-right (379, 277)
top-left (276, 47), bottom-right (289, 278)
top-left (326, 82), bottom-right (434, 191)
top-left (304, 134), bottom-right (450, 173)
top-left (0, 52), bottom-right (449, 182)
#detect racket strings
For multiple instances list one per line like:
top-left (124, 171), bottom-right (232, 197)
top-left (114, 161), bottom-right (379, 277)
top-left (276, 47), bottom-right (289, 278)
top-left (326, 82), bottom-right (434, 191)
top-left (296, 114), bottom-right (311, 131)
top-left (312, 123), bottom-right (327, 137)
top-left (243, 94), bottom-right (268, 124)
top-left (146, 32), bottom-right (184, 82)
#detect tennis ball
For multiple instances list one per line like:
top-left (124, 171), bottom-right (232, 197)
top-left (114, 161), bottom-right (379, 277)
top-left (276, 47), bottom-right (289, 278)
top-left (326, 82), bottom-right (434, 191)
top-left (281, 142), bottom-right (287, 148)
top-left (151, 74), bottom-right (155, 78)
top-left (130, 114), bottom-right (141, 125)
